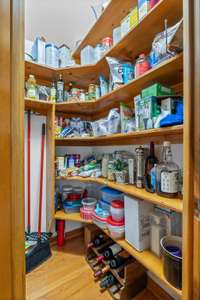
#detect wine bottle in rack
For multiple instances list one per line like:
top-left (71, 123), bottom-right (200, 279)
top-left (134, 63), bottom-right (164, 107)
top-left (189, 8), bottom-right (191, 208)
top-left (109, 255), bottom-right (132, 269)
top-left (100, 274), bottom-right (116, 290)
top-left (97, 243), bottom-right (122, 263)
top-left (109, 283), bottom-right (121, 295)
top-left (88, 234), bottom-right (110, 248)
top-left (94, 265), bottom-right (110, 278)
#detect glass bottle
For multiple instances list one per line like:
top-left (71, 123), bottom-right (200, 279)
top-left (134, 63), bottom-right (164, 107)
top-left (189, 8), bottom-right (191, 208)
top-left (27, 74), bottom-right (37, 99)
top-left (145, 142), bottom-right (158, 193)
top-left (50, 81), bottom-right (56, 102)
top-left (157, 141), bottom-right (179, 198)
top-left (56, 74), bottom-right (64, 102)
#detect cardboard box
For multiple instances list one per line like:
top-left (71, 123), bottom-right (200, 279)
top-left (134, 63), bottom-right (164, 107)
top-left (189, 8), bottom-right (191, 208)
top-left (141, 83), bottom-right (174, 98)
top-left (125, 195), bottom-right (154, 252)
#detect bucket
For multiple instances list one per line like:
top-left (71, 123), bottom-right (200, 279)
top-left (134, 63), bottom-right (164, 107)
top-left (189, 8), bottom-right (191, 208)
top-left (160, 236), bottom-right (182, 289)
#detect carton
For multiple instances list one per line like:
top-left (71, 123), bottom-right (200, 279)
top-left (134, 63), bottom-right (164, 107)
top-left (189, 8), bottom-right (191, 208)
top-left (31, 37), bottom-right (46, 65)
top-left (141, 83), bottom-right (174, 98)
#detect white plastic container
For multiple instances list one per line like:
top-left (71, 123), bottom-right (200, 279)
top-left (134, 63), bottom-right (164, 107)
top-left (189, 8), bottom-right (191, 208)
top-left (111, 200), bottom-right (124, 221)
top-left (45, 43), bottom-right (59, 68)
top-left (101, 187), bottom-right (124, 203)
top-left (107, 216), bottom-right (125, 239)
top-left (124, 195), bottom-right (154, 251)
top-left (80, 45), bottom-right (95, 65)
top-left (31, 37), bottom-right (46, 65)
top-left (82, 197), bottom-right (97, 211)
top-left (93, 211), bottom-right (109, 229)
top-left (58, 44), bottom-right (71, 67)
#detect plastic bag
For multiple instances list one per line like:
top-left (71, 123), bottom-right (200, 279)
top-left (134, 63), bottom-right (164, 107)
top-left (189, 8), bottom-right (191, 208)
top-left (107, 108), bottom-right (120, 135)
top-left (106, 57), bottom-right (124, 90)
top-left (120, 102), bottom-right (134, 133)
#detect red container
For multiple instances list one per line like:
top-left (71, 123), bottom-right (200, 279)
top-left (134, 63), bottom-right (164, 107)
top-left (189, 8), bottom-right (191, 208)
top-left (57, 220), bottom-right (65, 247)
top-left (149, 0), bottom-right (160, 9)
top-left (102, 37), bottom-right (113, 49)
top-left (135, 54), bottom-right (151, 78)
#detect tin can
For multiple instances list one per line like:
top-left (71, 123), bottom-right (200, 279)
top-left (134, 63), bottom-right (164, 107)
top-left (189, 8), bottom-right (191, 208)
top-left (88, 84), bottom-right (96, 100)
top-left (102, 37), bottom-right (113, 50)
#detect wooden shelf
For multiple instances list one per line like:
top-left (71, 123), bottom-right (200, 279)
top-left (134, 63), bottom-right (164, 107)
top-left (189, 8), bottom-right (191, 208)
top-left (55, 54), bottom-right (183, 115)
top-left (55, 176), bottom-right (183, 213)
top-left (72, 0), bottom-right (135, 62)
top-left (55, 125), bottom-right (183, 146)
top-left (55, 211), bottom-right (92, 224)
top-left (73, 0), bottom-right (182, 63)
top-left (25, 98), bottom-right (54, 115)
top-left (54, 211), bottom-right (181, 297)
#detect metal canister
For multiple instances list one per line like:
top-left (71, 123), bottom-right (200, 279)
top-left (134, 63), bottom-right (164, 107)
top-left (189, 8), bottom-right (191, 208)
top-left (135, 146), bottom-right (145, 188)
top-left (88, 84), bottom-right (96, 100)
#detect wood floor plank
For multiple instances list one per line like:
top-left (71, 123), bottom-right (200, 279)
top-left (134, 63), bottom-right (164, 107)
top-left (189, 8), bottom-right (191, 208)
top-left (26, 237), bottom-right (111, 300)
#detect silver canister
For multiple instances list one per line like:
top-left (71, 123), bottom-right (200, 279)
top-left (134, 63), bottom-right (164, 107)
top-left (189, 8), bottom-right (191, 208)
top-left (128, 157), bottom-right (135, 185)
top-left (135, 146), bottom-right (145, 188)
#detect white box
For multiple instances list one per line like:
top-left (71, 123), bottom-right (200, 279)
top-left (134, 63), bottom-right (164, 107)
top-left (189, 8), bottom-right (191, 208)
top-left (125, 195), bottom-right (154, 251)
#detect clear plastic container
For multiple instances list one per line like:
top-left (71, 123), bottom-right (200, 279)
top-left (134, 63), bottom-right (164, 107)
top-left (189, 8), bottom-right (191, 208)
top-left (80, 45), bottom-right (95, 65)
top-left (80, 207), bottom-right (93, 220)
top-left (107, 216), bottom-right (125, 239)
top-left (62, 185), bottom-right (73, 202)
top-left (82, 197), bottom-right (97, 211)
top-left (99, 199), bottom-right (111, 212)
top-left (110, 200), bottom-right (124, 221)
top-left (101, 187), bottom-right (124, 203)
top-left (63, 202), bottom-right (81, 213)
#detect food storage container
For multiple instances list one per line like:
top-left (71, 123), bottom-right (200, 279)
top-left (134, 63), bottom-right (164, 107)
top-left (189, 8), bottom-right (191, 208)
top-left (107, 216), bottom-right (125, 239)
top-left (63, 202), bottom-right (81, 213)
top-left (82, 197), bottom-right (97, 211)
top-left (62, 185), bottom-right (73, 202)
top-left (93, 205), bottom-right (110, 229)
top-left (115, 170), bottom-right (128, 184)
top-left (99, 199), bottom-right (110, 212)
top-left (80, 207), bottom-right (94, 221)
top-left (45, 43), bottom-right (59, 68)
top-left (101, 187), bottom-right (124, 203)
top-left (110, 200), bottom-right (124, 221)
top-left (73, 186), bottom-right (84, 197)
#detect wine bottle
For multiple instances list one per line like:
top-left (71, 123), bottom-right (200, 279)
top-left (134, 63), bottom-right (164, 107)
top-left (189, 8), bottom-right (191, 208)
top-left (56, 74), bottom-right (64, 102)
top-left (87, 234), bottom-right (109, 248)
top-left (94, 265), bottom-right (110, 278)
top-left (145, 142), bottom-right (158, 193)
top-left (103, 244), bottom-right (122, 259)
top-left (86, 251), bottom-right (96, 261)
top-left (109, 255), bottom-right (132, 269)
top-left (109, 284), bottom-right (121, 294)
top-left (100, 274), bottom-right (116, 289)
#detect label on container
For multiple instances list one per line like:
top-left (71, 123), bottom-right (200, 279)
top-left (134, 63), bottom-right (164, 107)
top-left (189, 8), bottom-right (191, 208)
top-left (161, 170), bottom-right (179, 193)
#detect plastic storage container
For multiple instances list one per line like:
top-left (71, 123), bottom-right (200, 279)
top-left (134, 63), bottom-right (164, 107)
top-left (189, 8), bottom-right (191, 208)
top-left (62, 185), bottom-right (73, 202)
top-left (107, 216), bottom-right (125, 239)
top-left (81, 45), bottom-right (95, 65)
top-left (110, 200), bottom-right (124, 221)
top-left (99, 199), bottom-right (111, 212)
top-left (82, 198), bottom-right (97, 211)
top-left (63, 202), bottom-right (81, 213)
top-left (45, 43), bottom-right (59, 68)
top-left (80, 207), bottom-right (93, 221)
top-left (160, 236), bottom-right (182, 289)
top-left (101, 187), bottom-right (124, 203)
top-left (93, 206), bottom-right (110, 229)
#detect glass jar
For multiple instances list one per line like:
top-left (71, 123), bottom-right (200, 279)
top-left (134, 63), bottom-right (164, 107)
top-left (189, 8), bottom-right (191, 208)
top-left (108, 160), bottom-right (115, 181)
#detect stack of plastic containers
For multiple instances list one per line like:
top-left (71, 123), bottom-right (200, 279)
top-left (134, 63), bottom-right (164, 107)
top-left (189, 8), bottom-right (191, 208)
top-left (80, 197), bottom-right (97, 220)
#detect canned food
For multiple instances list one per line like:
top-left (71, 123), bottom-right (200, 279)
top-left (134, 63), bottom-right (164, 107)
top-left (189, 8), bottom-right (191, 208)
top-left (88, 84), bottom-right (96, 100)
top-left (102, 37), bottom-right (113, 51)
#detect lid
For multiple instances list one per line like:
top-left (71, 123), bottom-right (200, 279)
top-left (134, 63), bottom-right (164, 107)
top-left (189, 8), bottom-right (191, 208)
top-left (93, 212), bottom-right (108, 222)
top-left (107, 216), bottom-right (125, 226)
top-left (62, 185), bottom-right (73, 192)
top-left (111, 200), bottom-right (124, 209)
top-left (101, 187), bottom-right (123, 196)
top-left (68, 193), bottom-right (81, 201)
top-left (45, 43), bottom-right (58, 49)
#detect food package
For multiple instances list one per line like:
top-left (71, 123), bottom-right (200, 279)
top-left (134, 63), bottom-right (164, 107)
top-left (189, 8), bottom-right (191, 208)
top-left (120, 102), bottom-right (134, 133)
top-left (107, 108), bottom-right (121, 135)
top-left (106, 57), bottom-right (124, 90)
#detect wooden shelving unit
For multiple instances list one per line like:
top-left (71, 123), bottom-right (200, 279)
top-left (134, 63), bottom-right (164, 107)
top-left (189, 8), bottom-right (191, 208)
top-left (54, 211), bottom-right (181, 297)
top-left (56, 176), bottom-right (183, 212)
top-left (25, 0), bottom-right (185, 297)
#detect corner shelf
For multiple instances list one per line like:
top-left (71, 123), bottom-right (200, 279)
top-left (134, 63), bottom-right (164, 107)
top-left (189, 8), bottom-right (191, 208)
top-left (25, 98), bottom-right (54, 115)
top-left (55, 211), bottom-right (92, 224)
top-left (55, 176), bottom-right (183, 213)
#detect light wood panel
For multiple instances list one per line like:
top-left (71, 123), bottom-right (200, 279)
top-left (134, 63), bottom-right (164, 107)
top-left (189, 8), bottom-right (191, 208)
top-left (55, 211), bottom-right (92, 224)
top-left (56, 176), bottom-right (183, 212)
top-left (25, 98), bottom-right (54, 115)
top-left (0, 0), bottom-right (25, 299)
top-left (55, 125), bottom-right (183, 147)
top-left (26, 237), bottom-right (111, 300)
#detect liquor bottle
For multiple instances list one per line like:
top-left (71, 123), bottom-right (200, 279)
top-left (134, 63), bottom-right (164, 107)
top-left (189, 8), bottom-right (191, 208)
top-left (135, 146), bottom-right (145, 188)
top-left (56, 74), bottom-right (64, 102)
top-left (94, 265), bottom-right (110, 278)
top-left (50, 81), bottom-right (56, 102)
top-left (157, 141), bottom-right (179, 198)
top-left (109, 255), bottom-right (132, 269)
top-left (87, 234), bottom-right (109, 248)
top-left (97, 244), bottom-right (123, 262)
top-left (100, 274), bottom-right (116, 289)
top-left (145, 142), bottom-right (158, 193)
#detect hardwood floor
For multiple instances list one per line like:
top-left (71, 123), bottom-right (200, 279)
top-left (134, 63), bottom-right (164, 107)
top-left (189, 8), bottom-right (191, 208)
top-left (26, 237), bottom-right (112, 300)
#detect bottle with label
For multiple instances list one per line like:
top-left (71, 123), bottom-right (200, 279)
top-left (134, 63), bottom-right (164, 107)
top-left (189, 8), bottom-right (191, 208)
top-left (94, 265), bottom-right (110, 278)
top-left (145, 142), bottom-right (158, 193)
top-left (99, 244), bottom-right (122, 261)
top-left (135, 146), bottom-right (145, 188)
top-left (27, 74), bottom-right (37, 99)
top-left (109, 255), bottom-right (131, 269)
top-left (87, 234), bottom-right (109, 248)
top-left (56, 74), bottom-right (64, 102)
top-left (157, 141), bottom-right (179, 198)
top-left (50, 81), bottom-right (56, 102)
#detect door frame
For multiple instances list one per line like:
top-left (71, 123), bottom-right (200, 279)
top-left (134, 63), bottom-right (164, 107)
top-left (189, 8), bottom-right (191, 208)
top-left (0, 0), bottom-right (25, 299)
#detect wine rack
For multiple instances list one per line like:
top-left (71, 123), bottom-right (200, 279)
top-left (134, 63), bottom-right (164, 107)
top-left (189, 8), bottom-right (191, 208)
top-left (86, 236), bottom-right (147, 300)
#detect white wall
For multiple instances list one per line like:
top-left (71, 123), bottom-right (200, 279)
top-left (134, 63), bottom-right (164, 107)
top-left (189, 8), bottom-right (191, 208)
top-left (25, 0), bottom-right (103, 50)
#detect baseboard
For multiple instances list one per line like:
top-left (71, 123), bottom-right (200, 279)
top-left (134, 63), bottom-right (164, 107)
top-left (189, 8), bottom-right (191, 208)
top-left (50, 228), bottom-right (84, 246)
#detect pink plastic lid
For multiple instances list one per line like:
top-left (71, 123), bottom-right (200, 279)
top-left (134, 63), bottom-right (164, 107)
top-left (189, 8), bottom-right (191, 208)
top-left (107, 216), bottom-right (125, 226)
top-left (111, 200), bottom-right (124, 209)
top-left (93, 212), bottom-right (108, 222)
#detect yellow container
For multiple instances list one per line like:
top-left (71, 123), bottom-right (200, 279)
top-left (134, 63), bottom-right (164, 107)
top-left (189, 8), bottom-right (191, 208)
top-left (130, 6), bottom-right (138, 29)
